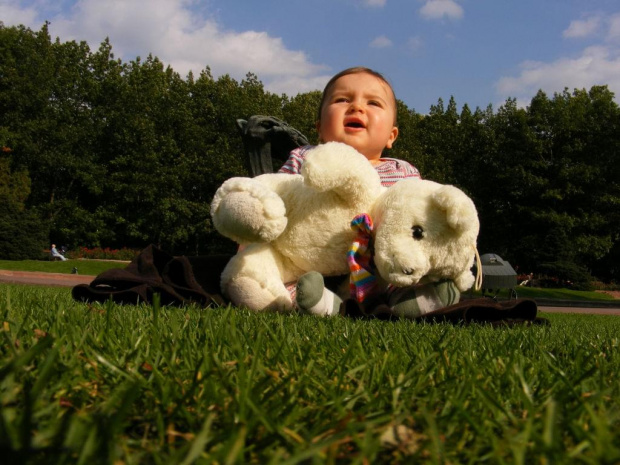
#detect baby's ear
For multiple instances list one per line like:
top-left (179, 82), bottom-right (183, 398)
top-left (431, 185), bottom-right (478, 232)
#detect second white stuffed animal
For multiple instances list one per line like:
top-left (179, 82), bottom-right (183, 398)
top-left (370, 178), bottom-right (480, 293)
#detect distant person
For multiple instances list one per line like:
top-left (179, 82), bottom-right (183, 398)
top-left (51, 244), bottom-right (67, 261)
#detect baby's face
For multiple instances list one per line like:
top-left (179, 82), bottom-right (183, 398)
top-left (317, 72), bottom-right (398, 162)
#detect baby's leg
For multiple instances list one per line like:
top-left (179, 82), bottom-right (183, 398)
top-left (295, 272), bottom-right (343, 317)
top-left (387, 280), bottom-right (460, 319)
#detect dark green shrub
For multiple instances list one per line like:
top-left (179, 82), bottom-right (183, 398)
top-left (0, 202), bottom-right (49, 260)
top-left (537, 261), bottom-right (594, 291)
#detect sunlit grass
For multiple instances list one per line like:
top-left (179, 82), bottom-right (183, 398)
top-left (470, 286), bottom-right (617, 302)
top-left (1, 283), bottom-right (620, 463)
top-left (0, 259), bottom-right (126, 276)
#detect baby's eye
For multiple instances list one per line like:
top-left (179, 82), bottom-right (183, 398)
top-left (334, 97), bottom-right (350, 103)
top-left (411, 225), bottom-right (424, 240)
top-left (368, 100), bottom-right (382, 107)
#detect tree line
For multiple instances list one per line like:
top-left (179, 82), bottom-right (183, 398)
top-left (1, 22), bottom-right (619, 286)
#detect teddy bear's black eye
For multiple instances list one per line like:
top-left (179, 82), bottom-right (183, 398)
top-left (412, 225), bottom-right (424, 240)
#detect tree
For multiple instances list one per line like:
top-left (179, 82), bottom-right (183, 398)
top-left (410, 96), bottom-right (461, 183)
top-left (527, 87), bottom-right (620, 277)
top-left (390, 100), bottom-right (424, 172)
top-left (0, 155), bottom-right (48, 259)
top-left (282, 90), bottom-right (321, 144)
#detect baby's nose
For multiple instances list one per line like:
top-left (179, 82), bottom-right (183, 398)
top-left (348, 100), bottom-right (363, 112)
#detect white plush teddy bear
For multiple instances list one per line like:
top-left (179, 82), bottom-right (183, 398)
top-left (210, 142), bottom-right (480, 313)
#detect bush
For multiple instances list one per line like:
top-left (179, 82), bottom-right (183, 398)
top-left (0, 202), bottom-right (49, 260)
top-left (590, 280), bottom-right (620, 291)
top-left (536, 261), bottom-right (594, 291)
top-left (68, 246), bottom-right (140, 261)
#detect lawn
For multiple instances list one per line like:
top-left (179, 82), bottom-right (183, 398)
top-left (470, 285), bottom-right (617, 302)
top-left (0, 259), bottom-right (127, 276)
top-left (1, 283), bottom-right (619, 463)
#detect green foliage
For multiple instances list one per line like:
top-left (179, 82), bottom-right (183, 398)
top-left (282, 90), bottom-right (321, 145)
top-left (537, 261), bottom-right (595, 291)
top-left (0, 201), bottom-right (49, 260)
top-left (68, 246), bottom-right (139, 261)
top-left (1, 285), bottom-right (620, 462)
top-left (0, 24), bottom-right (289, 255)
top-left (0, 157), bottom-right (49, 259)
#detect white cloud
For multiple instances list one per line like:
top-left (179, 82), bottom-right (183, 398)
top-left (264, 74), bottom-right (332, 97)
top-left (495, 45), bottom-right (620, 104)
top-left (370, 35), bottom-right (392, 48)
top-left (0, 1), bottom-right (39, 26)
top-left (407, 36), bottom-right (424, 52)
top-left (2, 0), bottom-right (328, 97)
top-left (362, 0), bottom-right (387, 7)
top-left (563, 16), bottom-right (601, 39)
top-left (608, 13), bottom-right (620, 41)
top-left (419, 0), bottom-right (463, 21)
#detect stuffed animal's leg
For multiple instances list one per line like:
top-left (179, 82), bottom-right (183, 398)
top-left (296, 271), bottom-right (343, 317)
top-left (387, 280), bottom-right (460, 318)
top-left (221, 245), bottom-right (294, 312)
top-left (211, 177), bottom-right (287, 245)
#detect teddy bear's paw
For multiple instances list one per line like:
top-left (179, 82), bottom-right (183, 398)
top-left (302, 142), bottom-right (383, 201)
top-left (211, 179), bottom-right (287, 244)
top-left (302, 143), bottom-right (362, 189)
top-left (454, 272), bottom-right (476, 292)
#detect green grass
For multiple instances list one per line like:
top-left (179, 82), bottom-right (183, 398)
top-left (1, 283), bottom-right (620, 463)
top-left (512, 286), bottom-right (616, 301)
top-left (0, 259), bottom-right (127, 276)
top-left (472, 286), bottom-right (617, 302)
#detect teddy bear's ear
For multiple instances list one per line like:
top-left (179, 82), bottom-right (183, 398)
top-left (432, 185), bottom-right (479, 233)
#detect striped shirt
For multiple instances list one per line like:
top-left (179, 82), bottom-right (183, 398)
top-left (278, 145), bottom-right (421, 187)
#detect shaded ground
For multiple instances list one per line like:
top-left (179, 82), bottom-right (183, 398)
top-left (1, 270), bottom-right (620, 315)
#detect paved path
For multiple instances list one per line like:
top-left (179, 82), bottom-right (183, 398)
top-left (2, 270), bottom-right (620, 315)
top-left (537, 306), bottom-right (620, 315)
top-left (0, 270), bottom-right (94, 287)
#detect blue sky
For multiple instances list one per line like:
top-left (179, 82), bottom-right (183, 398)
top-left (2, 0), bottom-right (620, 113)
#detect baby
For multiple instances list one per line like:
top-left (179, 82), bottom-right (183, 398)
top-left (279, 66), bottom-right (460, 317)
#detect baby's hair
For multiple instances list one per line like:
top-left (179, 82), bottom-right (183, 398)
top-left (318, 67), bottom-right (398, 125)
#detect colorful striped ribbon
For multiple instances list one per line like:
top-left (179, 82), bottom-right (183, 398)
top-left (348, 213), bottom-right (377, 302)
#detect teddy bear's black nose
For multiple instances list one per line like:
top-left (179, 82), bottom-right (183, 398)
top-left (402, 268), bottom-right (414, 275)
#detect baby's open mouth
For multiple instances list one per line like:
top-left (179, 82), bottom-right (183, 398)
top-left (345, 120), bottom-right (365, 128)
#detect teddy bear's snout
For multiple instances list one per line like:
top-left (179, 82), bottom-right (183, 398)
top-left (402, 267), bottom-right (414, 275)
